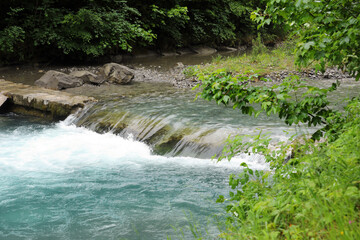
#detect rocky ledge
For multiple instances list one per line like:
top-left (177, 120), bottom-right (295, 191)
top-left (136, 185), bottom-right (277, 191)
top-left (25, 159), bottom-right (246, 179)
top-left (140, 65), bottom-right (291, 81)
top-left (0, 79), bottom-right (96, 120)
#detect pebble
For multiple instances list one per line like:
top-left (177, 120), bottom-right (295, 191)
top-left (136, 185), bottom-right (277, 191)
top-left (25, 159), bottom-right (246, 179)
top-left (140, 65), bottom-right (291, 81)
top-left (263, 68), bottom-right (352, 82)
top-left (50, 65), bottom-right (355, 89)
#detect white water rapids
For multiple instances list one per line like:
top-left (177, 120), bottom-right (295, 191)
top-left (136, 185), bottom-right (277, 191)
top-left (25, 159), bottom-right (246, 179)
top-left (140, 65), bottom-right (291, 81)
top-left (0, 114), bottom-right (268, 239)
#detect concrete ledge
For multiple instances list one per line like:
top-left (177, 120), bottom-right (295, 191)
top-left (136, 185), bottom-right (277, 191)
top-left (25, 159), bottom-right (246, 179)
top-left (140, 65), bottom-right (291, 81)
top-left (0, 79), bottom-right (96, 120)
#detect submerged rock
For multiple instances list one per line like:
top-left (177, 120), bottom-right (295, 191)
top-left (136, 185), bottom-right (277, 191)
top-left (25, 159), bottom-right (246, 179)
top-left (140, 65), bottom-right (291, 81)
top-left (100, 63), bottom-right (135, 84)
top-left (70, 106), bottom-right (225, 158)
top-left (35, 70), bottom-right (83, 90)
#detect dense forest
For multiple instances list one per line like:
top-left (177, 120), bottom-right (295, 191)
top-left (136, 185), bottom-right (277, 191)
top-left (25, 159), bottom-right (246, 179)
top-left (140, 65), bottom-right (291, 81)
top-left (0, 0), bottom-right (282, 64)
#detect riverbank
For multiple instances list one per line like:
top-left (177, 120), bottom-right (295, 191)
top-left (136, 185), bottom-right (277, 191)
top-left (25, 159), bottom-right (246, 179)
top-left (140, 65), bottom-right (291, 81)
top-left (187, 41), bottom-right (360, 239)
top-left (0, 44), bottom-right (357, 133)
top-left (174, 41), bottom-right (355, 88)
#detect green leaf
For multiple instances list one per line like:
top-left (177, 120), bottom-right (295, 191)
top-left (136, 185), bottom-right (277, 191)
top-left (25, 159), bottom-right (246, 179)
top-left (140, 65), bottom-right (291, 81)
top-left (240, 162), bottom-right (248, 168)
top-left (303, 41), bottom-right (315, 50)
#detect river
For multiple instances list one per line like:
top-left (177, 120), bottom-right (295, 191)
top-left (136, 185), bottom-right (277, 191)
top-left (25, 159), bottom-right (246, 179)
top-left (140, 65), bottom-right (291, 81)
top-left (0, 54), bottom-right (359, 239)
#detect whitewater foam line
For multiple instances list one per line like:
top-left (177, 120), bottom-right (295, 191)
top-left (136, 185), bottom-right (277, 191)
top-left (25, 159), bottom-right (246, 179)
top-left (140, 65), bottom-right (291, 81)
top-left (0, 118), bottom-right (269, 173)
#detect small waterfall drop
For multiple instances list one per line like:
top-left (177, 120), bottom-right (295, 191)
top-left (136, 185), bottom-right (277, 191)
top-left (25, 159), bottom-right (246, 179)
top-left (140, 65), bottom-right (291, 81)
top-left (66, 87), bottom-right (291, 158)
top-left (0, 113), bottom-right (268, 239)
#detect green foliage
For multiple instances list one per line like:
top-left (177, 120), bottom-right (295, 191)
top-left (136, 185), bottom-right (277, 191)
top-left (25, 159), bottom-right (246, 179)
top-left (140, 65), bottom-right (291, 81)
top-left (187, 3), bottom-right (236, 45)
top-left (217, 101), bottom-right (360, 239)
top-left (250, 33), bottom-right (268, 62)
top-left (0, 0), bottom-right (154, 62)
top-left (253, 0), bottom-right (360, 80)
top-left (0, 0), bottom-right (285, 63)
top-left (251, 33), bottom-right (268, 56)
top-left (0, 26), bottom-right (25, 57)
top-left (195, 72), bottom-right (340, 141)
top-left (58, 8), bottom-right (154, 55)
top-left (187, 40), bottom-right (297, 79)
top-left (146, 3), bottom-right (190, 47)
top-left (193, 1), bottom-right (360, 238)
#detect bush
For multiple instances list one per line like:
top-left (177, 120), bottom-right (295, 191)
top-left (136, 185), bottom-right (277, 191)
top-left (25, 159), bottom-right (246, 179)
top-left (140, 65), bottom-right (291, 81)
top-left (217, 100), bottom-right (360, 239)
top-left (195, 69), bottom-right (360, 239)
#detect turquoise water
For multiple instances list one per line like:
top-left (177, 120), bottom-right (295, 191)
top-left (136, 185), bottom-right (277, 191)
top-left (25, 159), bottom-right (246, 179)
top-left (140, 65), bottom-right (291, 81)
top-left (69, 84), bottom-right (296, 158)
top-left (2, 63), bottom-right (358, 239)
top-left (0, 114), bottom-right (267, 240)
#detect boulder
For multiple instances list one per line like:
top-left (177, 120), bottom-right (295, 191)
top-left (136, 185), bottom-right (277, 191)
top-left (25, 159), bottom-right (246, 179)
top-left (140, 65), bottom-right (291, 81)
top-left (100, 63), bottom-right (134, 84)
top-left (35, 70), bottom-right (83, 90)
top-left (70, 70), bottom-right (105, 85)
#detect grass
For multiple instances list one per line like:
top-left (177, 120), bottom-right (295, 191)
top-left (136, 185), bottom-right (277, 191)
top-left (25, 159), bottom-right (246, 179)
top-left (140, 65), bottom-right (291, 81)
top-left (184, 38), bottom-right (307, 79)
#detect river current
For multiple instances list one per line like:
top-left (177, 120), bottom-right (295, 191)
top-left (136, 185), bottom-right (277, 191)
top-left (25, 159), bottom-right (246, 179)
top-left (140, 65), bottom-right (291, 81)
top-left (1, 55), bottom-right (358, 239)
top-left (0, 113), bottom-right (267, 239)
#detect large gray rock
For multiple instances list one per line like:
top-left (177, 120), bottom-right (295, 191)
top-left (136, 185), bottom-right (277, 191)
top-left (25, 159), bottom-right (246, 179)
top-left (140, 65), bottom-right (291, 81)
top-left (70, 70), bottom-right (105, 85)
top-left (35, 70), bottom-right (83, 90)
top-left (100, 63), bottom-right (134, 84)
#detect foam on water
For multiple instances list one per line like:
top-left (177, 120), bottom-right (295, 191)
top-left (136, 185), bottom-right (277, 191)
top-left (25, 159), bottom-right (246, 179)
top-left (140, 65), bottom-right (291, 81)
top-left (0, 116), bottom-right (269, 239)
top-left (0, 120), bottom-right (268, 174)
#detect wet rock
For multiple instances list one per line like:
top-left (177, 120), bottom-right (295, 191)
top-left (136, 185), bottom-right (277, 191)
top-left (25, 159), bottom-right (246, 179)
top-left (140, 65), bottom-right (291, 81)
top-left (0, 79), bottom-right (96, 120)
top-left (72, 107), bottom-right (224, 158)
top-left (35, 70), bottom-right (83, 90)
top-left (100, 63), bottom-right (134, 84)
top-left (70, 70), bottom-right (105, 85)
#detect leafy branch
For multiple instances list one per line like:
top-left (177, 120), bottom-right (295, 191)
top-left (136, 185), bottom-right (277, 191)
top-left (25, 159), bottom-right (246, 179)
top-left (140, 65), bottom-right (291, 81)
top-left (194, 70), bottom-right (340, 141)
